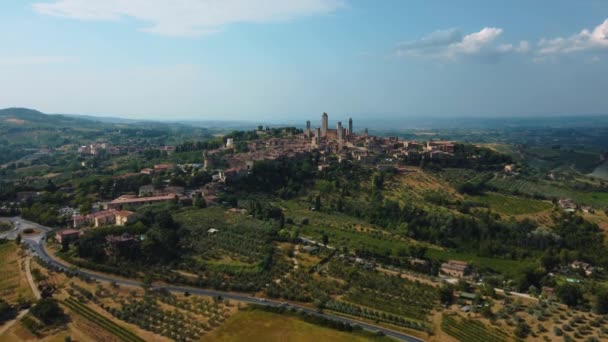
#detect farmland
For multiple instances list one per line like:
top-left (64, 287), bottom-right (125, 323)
top-left (441, 314), bottom-right (508, 342)
top-left (202, 309), bottom-right (391, 342)
top-left (62, 297), bottom-right (144, 342)
top-left (0, 241), bottom-right (34, 304)
top-left (488, 177), bottom-right (608, 208)
top-left (468, 192), bottom-right (552, 216)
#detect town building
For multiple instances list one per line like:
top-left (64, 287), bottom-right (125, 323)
top-left (73, 209), bottom-right (135, 228)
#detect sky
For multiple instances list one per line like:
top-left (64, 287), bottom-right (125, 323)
top-left (1, 0), bottom-right (608, 121)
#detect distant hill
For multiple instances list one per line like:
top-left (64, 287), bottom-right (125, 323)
top-left (0, 107), bottom-right (106, 127)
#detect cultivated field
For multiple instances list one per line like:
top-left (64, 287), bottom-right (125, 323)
top-left (0, 242), bottom-right (34, 304)
top-left (202, 309), bottom-right (390, 342)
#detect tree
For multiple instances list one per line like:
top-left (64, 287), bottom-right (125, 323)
top-left (556, 283), bottom-right (583, 307)
top-left (15, 233), bottom-right (21, 245)
top-left (322, 234), bottom-right (329, 246)
top-left (515, 321), bottom-right (531, 339)
top-left (0, 299), bottom-right (15, 322)
top-left (409, 245), bottom-right (427, 259)
top-left (593, 287), bottom-right (608, 314)
top-left (314, 196), bottom-right (321, 211)
top-left (439, 285), bottom-right (454, 305)
top-left (30, 298), bottom-right (65, 325)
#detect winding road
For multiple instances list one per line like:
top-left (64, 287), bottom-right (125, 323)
top-left (5, 217), bottom-right (424, 342)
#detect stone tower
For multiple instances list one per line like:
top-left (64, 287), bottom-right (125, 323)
top-left (321, 112), bottom-right (328, 137)
top-left (348, 118), bottom-right (353, 136)
top-left (337, 121), bottom-right (343, 142)
top-left (306, 120), bottom-right (311, 137)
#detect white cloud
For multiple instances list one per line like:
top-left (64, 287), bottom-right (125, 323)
top-left (538, 18), bottom-right (608, 55)
top-left (0, 56), bottom-right (73, 67)
top-left (32, 0), bottom-right (344, 37)
top-left (395, 27), bottom-right (527, 61)
top-left (446, 27), bottom-right (502, 56)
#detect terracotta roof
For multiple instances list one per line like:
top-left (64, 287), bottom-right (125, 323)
top-left (57, 229), bottom-right (80, 236)
top-left (110, 194), bottom-right (176, 204)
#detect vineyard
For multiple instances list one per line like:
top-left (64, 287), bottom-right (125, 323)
top-left (176, 207), bottom-right (273, 265)
top-left (63, 297), bottom-right (144, 342)
top-left (66, 278), bottom-right (235, 341)
top-left (488, 177), bottom-right (608, 208)
top-left (105, 296), bottom-right (221, 341)
top-left (441, 314), bottom-right (509, 342)
top-left (325, 301), bottom-right (431, 332)
top-left (325, 259), bottom-right (437, 333)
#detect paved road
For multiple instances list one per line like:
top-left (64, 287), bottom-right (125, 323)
top-left (15, 217), bottom-right (424, 342)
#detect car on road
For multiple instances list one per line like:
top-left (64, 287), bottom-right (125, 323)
top-left (258, 298), bottom-right (267, 302)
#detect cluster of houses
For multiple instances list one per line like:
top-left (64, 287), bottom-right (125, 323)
top-left (72, 209), bottom-right (134, 228)
top-left (557, 198), bottom-right (593, 213)
top-left (76, 143), bottom-right (177, 157)
top-left (77, 143), bottom-right (126, 156)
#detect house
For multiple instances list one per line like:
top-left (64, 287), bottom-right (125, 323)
top-left (571, 260), bottom-right (596, 276)
top-left (114, 211), bottom-right (134, 226)
top-left (504, 164), bottom-right (517, 174)
top-left (154, 163), bottom-right (174, 172)
top-left (440, 260), bottom-right (471, 278)
top-left (558, 198), bottom-right (576, 211)
top-left (207, 228), bottom-right (219, 234)
top-left (55, 229), bottom-right (80, 244)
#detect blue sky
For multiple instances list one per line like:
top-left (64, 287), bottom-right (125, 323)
top-left (1, 0), bottom-right (608, 121)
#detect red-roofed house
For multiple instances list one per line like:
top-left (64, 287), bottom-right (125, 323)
top-left (55, 229), bottom-right (80, 244)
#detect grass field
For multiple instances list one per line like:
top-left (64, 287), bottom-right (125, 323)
top-left (0, 242), bottom-right (34, 304)
top-left (469, 192), bottom-right (552, 215)
top-left (202, 310), bottom-right (390, 342)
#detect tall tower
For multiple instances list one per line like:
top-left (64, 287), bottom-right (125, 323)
top-left (315, 127), bottom-right (321, 145)
top-left (348, 118), bottom-right (353, 136)
top-left (321, 112), bottom-right (328, 137)
top-left (305, 120), bottom-right (311, 137)
top-left (337, 121), bottom-right (343, 142)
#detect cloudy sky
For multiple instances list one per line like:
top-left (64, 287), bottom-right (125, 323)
top-left (1, 0), bottom-right (608, 120)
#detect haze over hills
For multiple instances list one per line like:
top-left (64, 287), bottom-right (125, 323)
top-left (3, 107), bottom-right (608, 132)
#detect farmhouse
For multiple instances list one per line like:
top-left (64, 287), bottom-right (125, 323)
top-left (440, 260), bottom-right (471, 278)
